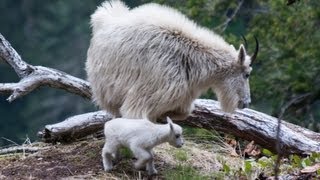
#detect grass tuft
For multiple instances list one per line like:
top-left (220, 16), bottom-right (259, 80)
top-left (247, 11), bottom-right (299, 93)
top-left (164, 164), bottom-right (210, 180)
top-left (119, 147), bottom-right (133, 159)
top-left (173, 149), bottom-right (188, 162)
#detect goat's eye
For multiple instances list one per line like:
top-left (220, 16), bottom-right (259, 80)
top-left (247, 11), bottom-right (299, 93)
top-left (244, 73), bottom-right (250, 79)
top-left (175, 134), bottom-right (180, 138)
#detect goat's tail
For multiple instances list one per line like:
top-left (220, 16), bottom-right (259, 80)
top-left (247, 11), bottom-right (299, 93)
top-left (90, 0), bottom-right (129, 32)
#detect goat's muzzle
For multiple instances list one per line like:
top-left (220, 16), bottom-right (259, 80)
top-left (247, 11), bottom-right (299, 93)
top-left (238, 100), bottom-right (250, 109)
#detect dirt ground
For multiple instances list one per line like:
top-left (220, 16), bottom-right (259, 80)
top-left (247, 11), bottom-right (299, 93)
top-left (0, 140), bottom-right (106, 179)
top-left (0, 139), bottom-right (221, 179)
top-left (1, 138), bottom-right (316, 179)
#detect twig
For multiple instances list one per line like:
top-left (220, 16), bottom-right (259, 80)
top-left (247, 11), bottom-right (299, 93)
top-left (215, 0), bottom-right (244, 32)
top-left (274, 97), bottom-right (296, 179)
top-left (1, 137), bottom-right (20, 146)
top-left (0, 136), bottom-right (42, 157)
top-left (0, 146), bottom-right (46, 155)
top-left (65, 166), bottom-right (74, 176)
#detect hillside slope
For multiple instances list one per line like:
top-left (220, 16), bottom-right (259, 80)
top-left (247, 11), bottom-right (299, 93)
top-left (0, 137), bottom-right (318, 179)
top-left (0, 139), bottom-right (235, 179)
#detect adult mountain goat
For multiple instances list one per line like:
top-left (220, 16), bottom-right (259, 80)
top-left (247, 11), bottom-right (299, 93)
top-left (86, 0), bottom-right (259, 121)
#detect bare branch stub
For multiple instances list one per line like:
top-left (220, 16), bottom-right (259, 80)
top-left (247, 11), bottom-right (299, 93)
top-left (0, 33), bottom-right (32, 78)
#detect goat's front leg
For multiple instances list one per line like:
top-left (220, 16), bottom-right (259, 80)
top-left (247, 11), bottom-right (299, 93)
top-left (161, 103), bottom-right (194, 121)
top-left (131, 147), bottom-right (152, 170)
top-left (146, 149), bottom-right (157, 175)
top-left (112, 149), bottom-right (120, 163)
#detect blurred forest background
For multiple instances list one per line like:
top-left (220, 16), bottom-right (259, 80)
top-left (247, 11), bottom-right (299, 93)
top-left (0, 0), bottom-right (319, 146)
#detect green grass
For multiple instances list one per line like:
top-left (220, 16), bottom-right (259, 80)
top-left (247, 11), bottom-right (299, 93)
top-left (183, 126), bottom-right (220, 141)
top-left (173, 149), bottom-right (188, 162)
top-left (86, 150), bottom-right (97, 159)
top-left (164, 164), bottom-right (211, 180)
top-left (119, 147), bottom-right (133, 159)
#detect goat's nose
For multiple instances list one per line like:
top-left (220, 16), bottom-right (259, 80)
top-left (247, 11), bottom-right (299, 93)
top-left (238, 100), bottom-right (250, 109)
top-left (247, 97), bottom-right (251, 105)
top-left (243, 103), bottom-right (249, 108)
top-left (245, 98), bottom-right (251, 108)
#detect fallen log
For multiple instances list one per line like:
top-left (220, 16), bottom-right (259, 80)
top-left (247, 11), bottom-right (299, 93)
top-left (37, 99), bottom-right (320, 155)
top-left (38, 111), bottom-right (111, 143)
top-left (1, 33), bottom-right (320, 155)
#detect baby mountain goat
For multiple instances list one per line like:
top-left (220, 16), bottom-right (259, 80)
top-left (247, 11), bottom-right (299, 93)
top-left (102, 117), bottom-right (184, 175)
top-left (86, 0), bottom-right (259, 121)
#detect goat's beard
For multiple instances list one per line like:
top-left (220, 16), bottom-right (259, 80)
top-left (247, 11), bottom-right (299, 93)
top-left (216, 89), bottom-right (239, 113)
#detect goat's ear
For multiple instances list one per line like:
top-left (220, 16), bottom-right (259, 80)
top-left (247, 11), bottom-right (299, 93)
top-left (167, 117), bottom-right (174, 131)
top-left (238, 44), bottom-right (246, 65)
top-left (170, 123), bottom-right (174, 132)
top-left (166, 116), bottom-right (173, 124)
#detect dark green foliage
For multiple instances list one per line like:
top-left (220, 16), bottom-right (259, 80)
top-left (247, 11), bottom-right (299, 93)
top-left (248, 0), bottom-right (320, 128)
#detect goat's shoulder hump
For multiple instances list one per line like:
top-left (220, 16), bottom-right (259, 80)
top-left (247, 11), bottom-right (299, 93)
top-left (130, 3), bottom-right (234, 52)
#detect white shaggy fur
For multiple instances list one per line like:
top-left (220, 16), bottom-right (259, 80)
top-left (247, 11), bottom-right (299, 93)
top-left (102, 117), bottom-right (183, 175)
top-left (86, 0), bottom-right (254, 121)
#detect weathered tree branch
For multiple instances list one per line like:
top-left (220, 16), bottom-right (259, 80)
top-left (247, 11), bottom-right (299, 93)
top-left (0, 34), bottom-right (31, 78)
top-left (0, 33), bottom-right (91, 102)
top-left (1, 33), bottom-right (320, 155)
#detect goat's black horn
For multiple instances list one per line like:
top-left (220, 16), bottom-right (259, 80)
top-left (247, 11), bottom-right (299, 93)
top-left (251, 36), bottom-right (259, 65)
top-left (241, 34), bottom-right (248, 49)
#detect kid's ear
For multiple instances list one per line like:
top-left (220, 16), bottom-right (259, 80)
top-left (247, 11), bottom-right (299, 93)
top-left (166, 116), bottom-right (173, 124)
top-left (170, 123), bottom-right (174, 131)
top-left (167, 117), bottom-right (174, 131)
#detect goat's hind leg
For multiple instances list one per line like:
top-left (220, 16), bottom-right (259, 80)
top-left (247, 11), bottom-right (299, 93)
top-left (131, 146), bottom-right (152, 171)
top-left (146, 149), bottom-right (157, 175)
top-left (102, 142), bottom-right (116, 172)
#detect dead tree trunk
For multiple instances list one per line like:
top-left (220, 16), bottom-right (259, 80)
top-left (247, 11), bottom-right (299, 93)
top-left (37, 99), bottom-right (320, 155)
top-left (1, 33), bottom-right (320, 155)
